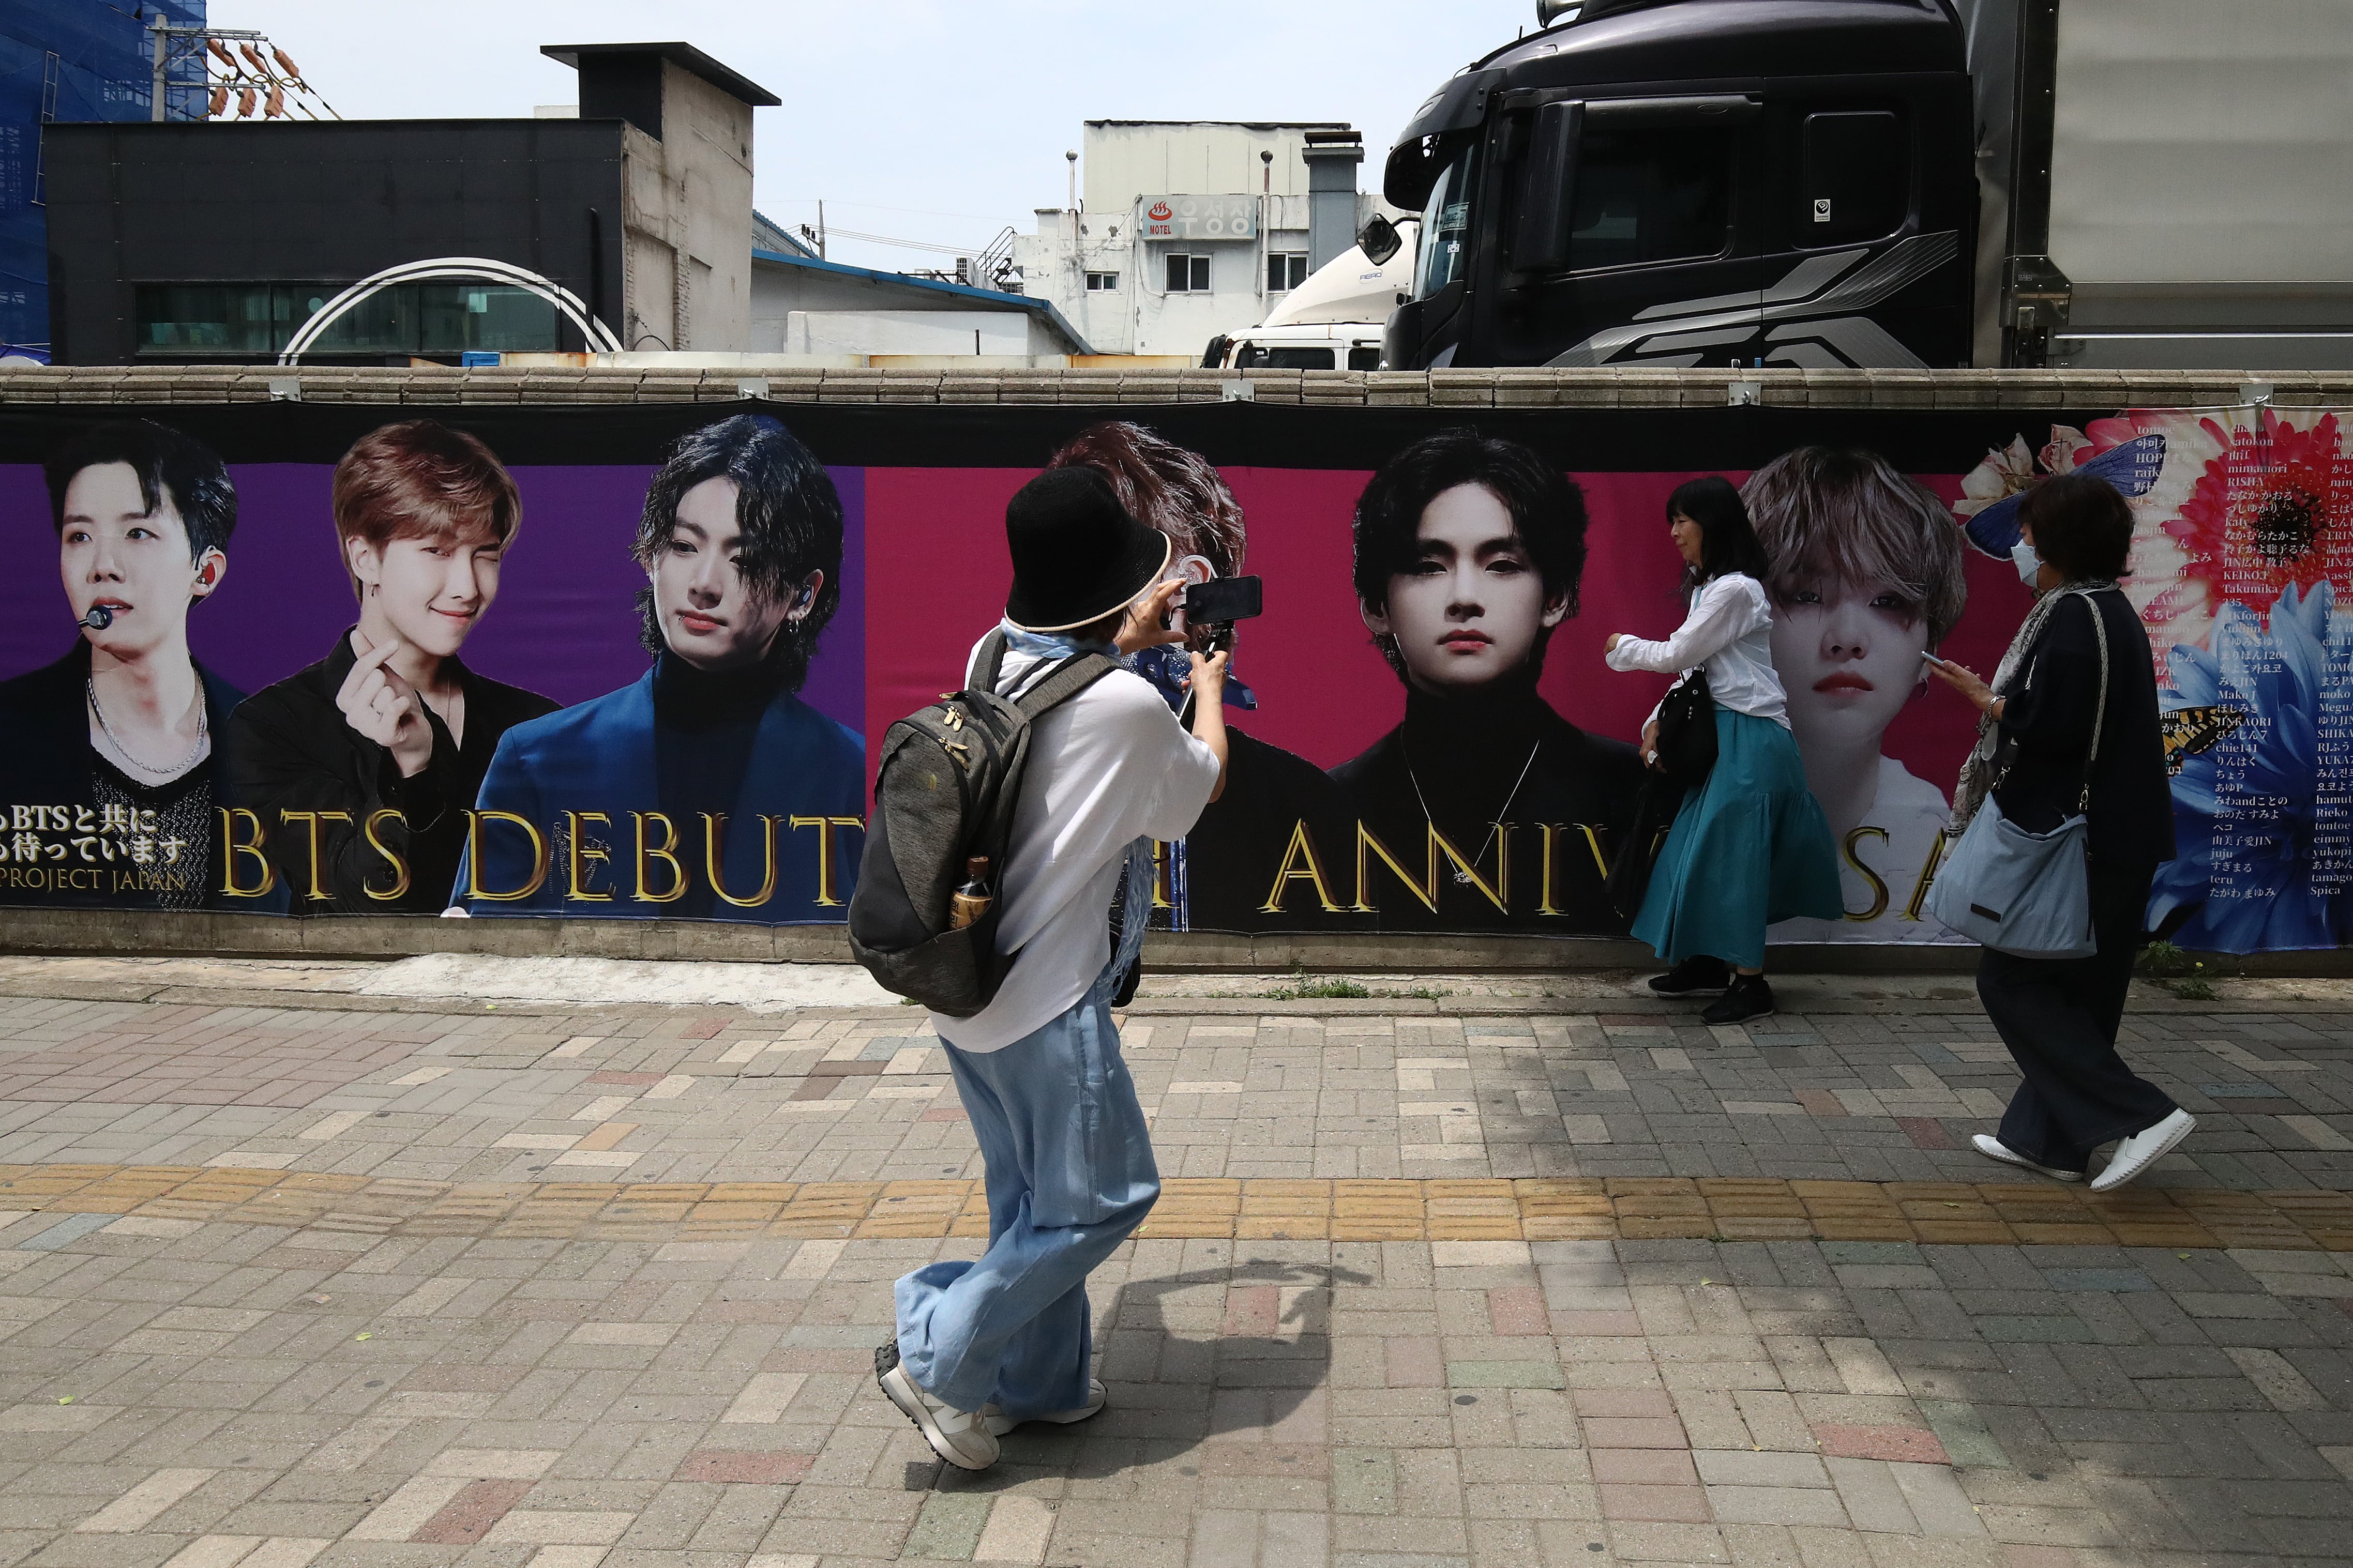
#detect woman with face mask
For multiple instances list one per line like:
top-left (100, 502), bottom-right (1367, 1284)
top-left (1927, 474), bottom-right (2189, 1192)
top-left (1603, 478), bottom-right (1844, 1025)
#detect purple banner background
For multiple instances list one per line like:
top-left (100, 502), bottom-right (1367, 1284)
top-left (0, 462), bottom-right (868, 742)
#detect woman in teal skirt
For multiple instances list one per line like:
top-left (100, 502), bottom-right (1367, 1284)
top-left (1604, 477), bottom-right (1843, 1025)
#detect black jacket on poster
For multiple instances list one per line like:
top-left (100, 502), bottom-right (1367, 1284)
top-left (0, 640), bottom-right (255, 909)
top-left (229, 630), bottom-right (557, 912)
top-left (1184, 725), bottom-right (1351, 932)
top-left (1993, 587), bottom-right (2176, 866)
top-left (1330, 683), bottom-right (1647, 932)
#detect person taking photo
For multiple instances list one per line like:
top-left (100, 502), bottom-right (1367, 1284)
top-left (878, 465), bottom-right (1228, 1472)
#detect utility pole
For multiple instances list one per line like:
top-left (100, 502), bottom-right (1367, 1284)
top-left (149, 17), bottom-right (270, 122)
top-left (817, 200), bottom-right (826, 260)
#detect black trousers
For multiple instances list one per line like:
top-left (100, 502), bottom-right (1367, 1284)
top-left (1976, 860), bottom-right (2178, 1171)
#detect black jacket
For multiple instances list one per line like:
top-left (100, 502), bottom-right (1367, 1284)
top-left (0, 641), bottom-right (254, 909)
top-left (1994, 588), bottom-right (2176, 866)
top-left (1331, 684), bottom-right (1646, 932)
top-left (228, 631), bottom-right (557, 912)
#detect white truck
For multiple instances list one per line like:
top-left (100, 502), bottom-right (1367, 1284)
top-left (1200, 220), bottom-right (1419, 371)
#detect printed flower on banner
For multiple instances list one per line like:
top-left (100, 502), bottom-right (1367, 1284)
top-left (2161, 407), bottom-right (2351, 620)
top-left (2150, 581), bottom-right (2353, 953)
top-left (1952, 425), bottom-right (2166, 559)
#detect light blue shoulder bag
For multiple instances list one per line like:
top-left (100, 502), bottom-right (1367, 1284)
top-left (1926, 590), bottom-right (2108, 959)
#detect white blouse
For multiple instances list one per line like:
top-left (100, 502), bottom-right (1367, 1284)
top-left (1604, 572), bottom-right (1789, 726)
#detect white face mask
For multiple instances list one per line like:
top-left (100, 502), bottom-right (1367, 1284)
top-left (2011, 539), bottom-right (2043, 587)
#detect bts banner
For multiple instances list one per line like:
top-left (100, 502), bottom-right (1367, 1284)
top-left (0, 399), bottom-right (2340, 952)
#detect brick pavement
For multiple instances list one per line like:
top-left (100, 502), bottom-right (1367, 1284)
top-left (3, 970), bottom-right (2353, 1563)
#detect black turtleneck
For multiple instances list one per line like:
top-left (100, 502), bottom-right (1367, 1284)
top-left (1328, 677), bottom-right (1645, 932)
top-left (653, 648), bottom-right (788, 920)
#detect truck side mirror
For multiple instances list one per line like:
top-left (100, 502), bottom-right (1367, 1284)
top-left (1358, 216), bottom-right (1403, 266)
top-left (1511, 100), bottom-right (1582, 273)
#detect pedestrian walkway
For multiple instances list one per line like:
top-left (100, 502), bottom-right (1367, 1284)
top-left (1, 957), bottom-right (2350, 1565)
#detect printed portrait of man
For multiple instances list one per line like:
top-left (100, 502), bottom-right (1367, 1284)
top-left (1744, 446), bottom-right (1968, 943)
top-left (1329, 429), bottom-right (1645, 931)
top-left (461, 414), bottom-right (866, 921)
top-left (0, 419), bottom-right (250, 911)
top-left (1044, 421), bottom-right (1346, 932)
top-left (229, 420), bottom-right (559, 914)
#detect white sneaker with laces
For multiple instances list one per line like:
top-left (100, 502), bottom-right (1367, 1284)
top-left (1970, 1134), bottom-right (2084, 1182)
top-left (2090, 1108), bottom-right (2196, 1193)
top-left (981, 1377), bottom-right (1107, 1437)
top-left (876, 1342), bottom-right (999, 1470)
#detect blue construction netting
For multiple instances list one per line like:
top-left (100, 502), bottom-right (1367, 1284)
top-left (0, 0), bottom-right (209, 352)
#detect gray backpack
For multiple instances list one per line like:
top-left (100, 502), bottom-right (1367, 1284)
top-left (847, 629), bottom-right (1120, 1016)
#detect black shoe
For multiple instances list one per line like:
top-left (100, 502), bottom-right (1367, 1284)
top-left (1701, 973), bottom-right (1775, 1025)
top-left (1649, 955), bottom-right (1731, 996)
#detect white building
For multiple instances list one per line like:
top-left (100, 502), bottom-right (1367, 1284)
top-left (1013, 120), bottom-right (1383, 359)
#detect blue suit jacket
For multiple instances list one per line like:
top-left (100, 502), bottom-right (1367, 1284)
top-left (458, 668), bottom-right (867, 921)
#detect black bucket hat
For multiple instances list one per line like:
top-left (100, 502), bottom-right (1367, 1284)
top-left (1003, 466), bottom-right (1172, 633)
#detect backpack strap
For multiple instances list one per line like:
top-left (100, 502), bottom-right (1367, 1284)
top-left (972, 628), bottom-right (1011, 693)
top-left (1013, 651), bottom-right (1122, 717)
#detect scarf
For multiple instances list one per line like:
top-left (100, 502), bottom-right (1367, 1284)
top-left (1946, 579), bottom-right (2116, 834)
top-left (995, 623), bottom-right (1157, 972)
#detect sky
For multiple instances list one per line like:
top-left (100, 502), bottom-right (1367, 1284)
top-left (212, 0), bottom-right (1535, 275)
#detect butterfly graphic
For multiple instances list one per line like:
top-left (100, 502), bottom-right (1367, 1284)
top-left (2159, 704), bottom-right (2244, 777)
top-left (1963, 432), bottom-right (2168, 560)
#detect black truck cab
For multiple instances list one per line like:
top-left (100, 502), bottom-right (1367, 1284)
top-left (1382, 0), bottom-right (1972, 371)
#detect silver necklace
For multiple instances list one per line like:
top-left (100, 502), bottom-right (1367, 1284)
top-left (1405, 735), bottom-right (1541, 886)
top-left (87, 673), bottom-right (208, 779)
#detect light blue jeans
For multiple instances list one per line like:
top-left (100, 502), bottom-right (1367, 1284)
top-left (893, 964), bottom-right (1160, 1418)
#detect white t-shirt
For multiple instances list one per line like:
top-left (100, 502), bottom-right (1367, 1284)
top-left (1605, 573), bottom-right (1789, 726)
top-left (1769, 756), bottom-right (1962, 945)
top-left (928, 627), bottom-right (1223, 1054)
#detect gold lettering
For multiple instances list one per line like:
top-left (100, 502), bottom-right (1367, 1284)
top-left (565, 811), bottom-right (614, 901)
top-left (702, 813), bottom-right (780, 908)
top-left (1573, 824), bottom-right (1613, 881)
top-left (1431, 823), bottom-right (1509, 913)
top-left (789, 815), bottom-right (866, 906)
top-left (219, 808), bottom-right (276, 898)
top-left (1152, 840), bottom-right (1174, 910)
top-left (1902, 828), bottom-right (1952, 922)
top-left (277, 809), bottom-right (353, 903)
top-left (1260, 818), bottom-right (1343, 914)
top-left (362, 808), bottom-right (412, 903)
top-left (1352, 820), bottom-right (1436, 913)
top-left (1537, 823), bottom-right (1564, 915)
top-left (465, 810), bottom-right (550, 902)
top-left (634, 812), bottom-right (688, 903)
top-left (1840, 826), bottom-right (1892, 922)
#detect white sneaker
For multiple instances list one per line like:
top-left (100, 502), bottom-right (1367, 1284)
top-left (1971, 1134), bottom-right (2084, 1182)
top-left (876, 1342), bottom-right (999, 1470)
top-left (2090, 1109), bottom-right (2197, 1192)
top-left (981, 1377), bottom-right (1107, 1437)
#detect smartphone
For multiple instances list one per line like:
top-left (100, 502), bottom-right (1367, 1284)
top-left (1182, 575), bottom-right (1264, 625)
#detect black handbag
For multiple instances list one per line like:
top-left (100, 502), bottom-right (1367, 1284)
top-left (1650, 668), bottom-right (1718, 789)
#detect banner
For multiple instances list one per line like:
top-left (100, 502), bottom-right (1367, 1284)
top-left (0, 398), bottom-right (2336, 951)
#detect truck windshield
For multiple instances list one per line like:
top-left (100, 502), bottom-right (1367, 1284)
top-left (1413, 142), bottom-right (1480, 300)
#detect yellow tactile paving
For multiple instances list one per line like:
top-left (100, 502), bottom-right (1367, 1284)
top-left (3, 1164), bottom-right (2350, 1250)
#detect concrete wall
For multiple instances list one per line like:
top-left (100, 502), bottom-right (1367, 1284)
top-left (616, 62), bottom-right (756, 354)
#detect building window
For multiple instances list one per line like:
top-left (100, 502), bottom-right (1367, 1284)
top-left (1268, 252), bottom-right (1309, 292)
top-left (133, 281), bottom-right (562, 357)
top-left (1085, 271), bottom-right (1120, 292)
top-left (1165, 253), bottom-right (1211, 293)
